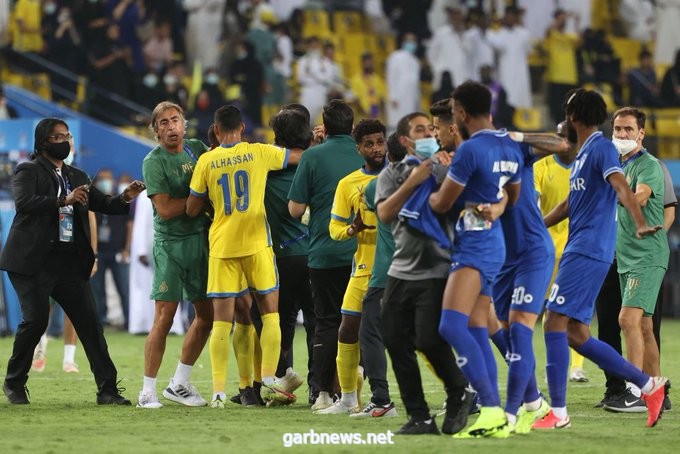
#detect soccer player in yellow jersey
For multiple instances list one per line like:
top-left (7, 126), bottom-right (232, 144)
top-left (533, 121), bottom-right (586, 382)
top-left (186, 105), bottom-right (302, 407)
top-left (316, 119), bottom-right (387, 414)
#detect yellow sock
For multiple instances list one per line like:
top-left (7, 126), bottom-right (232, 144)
top-left (418, 350), bottom-right (444, 385)
top-left (571, 348), bottom-right (585, 369)
top-left (259, 312), bottom-right (282, 382)
top-left (337, 341), bottom-right (360, 394)
top-left (233, 322), bottom-right (254, 389)
top-left (209, 321), bottom-right (232, 394)
top-left (253, 326), bottom-right (262, 383)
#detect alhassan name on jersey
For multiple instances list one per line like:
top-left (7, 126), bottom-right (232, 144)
top-left (209, 152), bottom-right (255, 169)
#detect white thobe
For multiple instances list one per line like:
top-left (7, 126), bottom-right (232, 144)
top-left (463, 26), bottom-right (495, 82)
top-left (655, 0), bottom-right (680, 65)
top-left (488, 26), bottom-right (533, 108)
top-left (183, 0), bottom-right (225, 70)
top-left (427, 24), bottom-right (467, 88)
top-left (297, 54), bottom-right (334, 124)
top-left (385, 49), bottom-right (421, 130)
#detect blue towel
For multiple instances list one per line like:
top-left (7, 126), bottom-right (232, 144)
top-left (399, 175), bottom-right (452, 250)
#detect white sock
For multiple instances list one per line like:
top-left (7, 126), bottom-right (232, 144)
top-left (213, 392), bottom-right (226, 401)
top-left (640, 378), bottom-right (654, 394)
top-left (173, 361), bottom-right (193, 385)
top-left (143, 376), bottom-right (157, 394)
top-left (63, 344), bottom-right (76, 364)
top-left (524, 397), bottom-right (542, 411)
top-left (341, 391), bottom-right (357, 407)
top-left (506, 412), bottom-right (517, 426)
top-left (262, 376), bottom-right (275, 386)
top-left (552, 406), bottom-right (568, 419)
top-left (628, 383), bottom-right (642, 397)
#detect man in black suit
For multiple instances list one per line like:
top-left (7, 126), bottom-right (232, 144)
top-left (0, 117), bottom-right (145, 405)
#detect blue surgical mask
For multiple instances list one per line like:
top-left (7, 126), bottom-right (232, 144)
top-left (413, 137), bottom-right (439, 159)
top-left (96, 179), bottom-right (114, 194)
top-left (118, 183), bottom-right (128, 194)
top-left (403, 41), bottom-right (417, 54)
top-left (63, 152), bottom-right (74, 166)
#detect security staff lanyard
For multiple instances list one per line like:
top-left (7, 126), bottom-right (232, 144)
top-left (56, 167), bottom-right (75, 243)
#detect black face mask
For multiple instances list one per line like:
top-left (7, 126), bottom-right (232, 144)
top-left (45, 141), bottom-right (71, 161)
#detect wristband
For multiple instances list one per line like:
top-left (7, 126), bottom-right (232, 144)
top-left (512, 132), bottom-right (525, 143)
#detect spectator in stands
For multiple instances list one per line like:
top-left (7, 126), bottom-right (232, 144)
top-left (189, 89), bottom-right (218, 144)
top-left (383, 0), bottom-right (432, 42)
top-left (90, 169), bottom-right (132, 328)
top-left (230, 40), bottom-right (264, 126)
top-left (323, 42), bottom-right (346, 97)
top-left (133, 70), bottom-right (169, 110)
top-left (163, 62), bottom-right (189, 111)
top-left (0, 84), bottom-right (19, 119)
top-left (183, 0), bottom-right (225, 70)
top-left (246, 7), bottom-right (277, 67)
top-left (75, 0), bottom-right (109, 46)
top-left (385, 32), bottom-right (421, 131)
top-left (349, 52), bottom-right (386, 119)
top-left (480, 64), bottom-right (514, 130)
top-left (628, 49), bottom-right (660, 107)
top-left (659, 49), bottom-right (680, 107)
top-left (431, 70), bottom-right (454, 105)
top-left (43, 5), bottom-right (83, 74)
top-left (297, 36), bottom-right (334, 124)
top-left (143, 19), bottom-right (173, 74)
top-left (88, 23), bottom-right (133, 98)
top-left (427, 6), bottom-right (467, 89)
top-left (463, 9), bottom-right (494, 83)
top-left (11, 0), bottom-right (43, 55)
top-left (109, 0), bottom-right (147, 74)
top-left (654, 0), bottom-right (680, 66)
top-left (620, 0), bottom-right (655, 42)
top-left (270, 24), bottom-right (294, 105)
top-left (543, 9), bottom-right (580, 126)
top-left (578, 29), bottom-right (621, 90)
top-left (487, 5), bottom-right (533, 108)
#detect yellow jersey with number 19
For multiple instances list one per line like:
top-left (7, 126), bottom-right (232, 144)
top-left (190, 142), bottom-right (289, 258)
top-left (534, 154), bottom-right (572, 257)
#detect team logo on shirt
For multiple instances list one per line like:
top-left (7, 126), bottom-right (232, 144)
top-left (159, 282), bottom-right (168, 293)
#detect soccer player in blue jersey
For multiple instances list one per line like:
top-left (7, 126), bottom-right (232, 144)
top-left (534, 89), bottom-right (667, 429)
top-left (429, 81), bottom-right (522, 438)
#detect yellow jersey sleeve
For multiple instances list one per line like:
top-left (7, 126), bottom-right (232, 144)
top-left (189, 154), bottom-right (209, 197)
top-left (330, 177), bottom-right (353, 241)
top-left (256, 143), bottom-right (289, 171)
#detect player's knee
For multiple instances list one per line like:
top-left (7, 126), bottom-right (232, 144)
top-left (618, 311), bottom-right (639, 332)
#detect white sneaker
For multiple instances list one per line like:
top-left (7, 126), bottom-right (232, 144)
top-left (569, 367), bottom-right (589, 383)
top-left (62, 362), bottom-right (79, 373)
top-left (137, 390), bottom-right (163, 409)
top-left (314, 399), bottom-right (359, 415)
top-left (211, 393), bottom-right (226, 409)
top-left (162, 378), bottom-right (207, 407)
top-left (311, 391), bottom-right (334, 411)
top-left (276, 368), bottom-right (304, 393)
top-left (32, 336), bottom-right (48, 372)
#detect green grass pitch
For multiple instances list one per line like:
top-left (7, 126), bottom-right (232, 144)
top-left (1, 320), bottom-right (678, 453)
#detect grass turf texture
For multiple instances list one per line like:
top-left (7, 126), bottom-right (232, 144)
top-left (1, 321), bottom-right (678, 453)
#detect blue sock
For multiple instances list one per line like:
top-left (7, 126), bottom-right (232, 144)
top-left (490, 327), bottom-right (509, 359)
top-left (523, 370), bottom-right (541, 404)
top-left (505, 323), bottom-right (535, 416)
top-left (544, 331), bottom-right (569, 408)
top-left (575, 336), bottom-right (649, 388)
top-left (439, 310), bottom-right (500, 407)
top-left (469, 327), bottom-right (500, 405)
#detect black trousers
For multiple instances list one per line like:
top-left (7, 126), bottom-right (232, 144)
top-left (275, 255), bottom-right (315, 383)
top-left (308, 266), bottom-right (352, 394)
top-left (382, 277), bottom-right (468, 420)
top-left (360, 287), bottom-right (390, 405)
top-left (596, 262), bottom-right (665, 394)
top-left (5, 249), bottom-right (118, 394)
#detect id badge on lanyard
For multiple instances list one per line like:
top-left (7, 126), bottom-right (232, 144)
top-left (58, 174), bottom-right (74, 242)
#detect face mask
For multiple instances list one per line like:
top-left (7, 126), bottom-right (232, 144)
top-left (163, 74), bottom-right (178, 86)
top-left (46, 141), bottom-right (71, 160)
top-left (403, 41), bottom-right (417, 54)
top-left (118, 183), bottom-right (129, 194)
top-left (44, 3), bottom-right (57, 15)
top-left (63, 152), bottom-right (74, 166)
top-left (612, 137), bottom-right (638, 156)
top-left (308, 49), bottom-right (320, 57)
top-left (205, 73), bottom-right (219, 85)
top-left (96, 179), bottom-right (114, 194)
top-left (143, 73), bottom-right (158, 87)
top-left (237, 50), bottom-right (247, 59)
top-left (413, 137), bottom-right (440, 159)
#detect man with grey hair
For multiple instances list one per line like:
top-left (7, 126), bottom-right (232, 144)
top-left (137, 101), bottom-right (213, 409)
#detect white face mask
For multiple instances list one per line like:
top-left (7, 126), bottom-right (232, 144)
top-left (118, 183), bottom-right (128, 194)
top-left (612, 137), bottom-right (639, 156)
top-left (63, 152), bottom-right (74, 166)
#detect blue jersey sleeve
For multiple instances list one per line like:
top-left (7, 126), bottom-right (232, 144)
top-left (447, 143), bottom-right (475, 186)
top-left (519, 143), bottom-right (538, 167)
top-left (599, 140), bottom-right (623, 181)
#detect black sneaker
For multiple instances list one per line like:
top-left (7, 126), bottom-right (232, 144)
top-left (3, 381), bottom-right (29, 405)
top-left (664, 380), bottom-right (672, 411)
top-left (397, 416), bottom-right (440, 435)
top-left (240, 387), bottom-right (260, 407)
top-left (603, 389), bottom-right (646, 413)
top-left (230, 391), bottom-right (242, 405)
top-left (97, 380), bottom-right (132, 405)
top-left (595, 388), bottom-right (623, 408)
top-left (442, 389), bottom-right (474, 435)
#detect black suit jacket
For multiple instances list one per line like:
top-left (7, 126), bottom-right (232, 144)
top-left (0, 155), bottom-right (130, 278)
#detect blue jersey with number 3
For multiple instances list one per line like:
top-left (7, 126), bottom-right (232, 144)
top-left (447, 129), bottom-right (522, 259)
top-left (564, 131), bottom-right (623, 262)
top-left (190, 142), bottom-right (289, 258)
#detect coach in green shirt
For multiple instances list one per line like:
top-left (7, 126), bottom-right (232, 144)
top-left (288, 100), bottom-right (363, 409)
